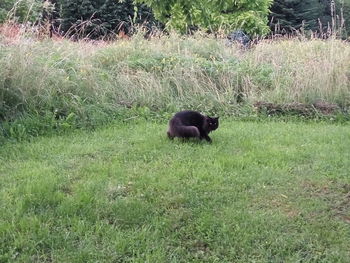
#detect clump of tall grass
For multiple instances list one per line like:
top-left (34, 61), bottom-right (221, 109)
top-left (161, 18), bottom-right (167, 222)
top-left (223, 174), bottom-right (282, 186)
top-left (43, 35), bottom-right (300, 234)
top-left (1, 29), bottom-right (350, 141)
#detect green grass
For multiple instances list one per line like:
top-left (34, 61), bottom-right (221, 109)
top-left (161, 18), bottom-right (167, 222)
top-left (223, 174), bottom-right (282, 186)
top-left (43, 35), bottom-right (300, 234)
top-left (1, 119), bottom-right (350, 262)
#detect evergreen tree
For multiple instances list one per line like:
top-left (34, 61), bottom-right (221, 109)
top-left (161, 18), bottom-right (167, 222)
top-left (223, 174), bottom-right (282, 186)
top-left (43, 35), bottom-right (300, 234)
top-left (335, 0), bottom-right (350, 37)
top-left (57, 0), bottom-right (158, 38)
top-left (269, 0), bottom-right (350, 37)
top-left (269, 0), bottom-right (298, 33)
top-left (269, 0), bottom-right (328, 34)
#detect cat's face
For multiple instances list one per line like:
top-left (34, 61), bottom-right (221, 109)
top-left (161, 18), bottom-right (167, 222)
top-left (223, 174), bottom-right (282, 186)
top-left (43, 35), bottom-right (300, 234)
top-left (206, 117), bottom-right (219, 131)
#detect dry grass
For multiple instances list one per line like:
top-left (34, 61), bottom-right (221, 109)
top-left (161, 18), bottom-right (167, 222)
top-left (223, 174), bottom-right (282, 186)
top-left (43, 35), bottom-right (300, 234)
top-left (252, 38), bottom-right (350, 104)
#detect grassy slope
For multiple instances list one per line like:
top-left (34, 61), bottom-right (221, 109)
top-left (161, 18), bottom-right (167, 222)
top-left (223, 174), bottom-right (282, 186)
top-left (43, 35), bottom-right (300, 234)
top-left (1, 120), bottom-right (350, 262)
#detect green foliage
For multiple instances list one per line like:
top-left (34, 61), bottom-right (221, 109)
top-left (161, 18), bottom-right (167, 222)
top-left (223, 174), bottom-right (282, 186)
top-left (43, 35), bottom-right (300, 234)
top-left (337, 0), bottom-right (350, 38)
top-left (57, 0), bottom-right (158, 38)
top-left (270, 0), bottom-right (326, 33)
top-left (1, 120), bottom-right (350, 261)
top-left (135, 0), bottom-right (273, 35)
top-left (0, 0), bottom-right (43, 23)
top-left (1, 0), bottom-right (349, 39)
top-left (0, 0), bottom-right (12, 22)
top-left (0, 0), bottom-right (159, 38)
top-left (270, 0), bottom-right (350, 37)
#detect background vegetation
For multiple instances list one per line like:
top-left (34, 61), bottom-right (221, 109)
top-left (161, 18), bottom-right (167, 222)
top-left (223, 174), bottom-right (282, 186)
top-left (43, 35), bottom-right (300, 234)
top-left (1, 0), bottom-right (349, 37)
top-left (269, 0), bottom-right (350, 38)
top-left (1, 32), bottom-right (349, 142)
top-left (134, 0), bottom-right (273, 35)
top-left (0, 0), bottom-right (43, 24)
top-left (0, 0), bottom-right (349, 143)
top-left (57, 0), bottom-right (159, 39)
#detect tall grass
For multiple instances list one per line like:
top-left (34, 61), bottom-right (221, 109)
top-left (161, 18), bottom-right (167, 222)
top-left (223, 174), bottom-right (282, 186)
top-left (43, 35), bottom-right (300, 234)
top-left (1, 29), bottom-right (350, 141)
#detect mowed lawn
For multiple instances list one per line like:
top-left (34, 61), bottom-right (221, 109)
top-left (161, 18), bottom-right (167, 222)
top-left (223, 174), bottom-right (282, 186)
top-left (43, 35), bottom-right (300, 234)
top-left (0, 120), bottom-right (349, 262)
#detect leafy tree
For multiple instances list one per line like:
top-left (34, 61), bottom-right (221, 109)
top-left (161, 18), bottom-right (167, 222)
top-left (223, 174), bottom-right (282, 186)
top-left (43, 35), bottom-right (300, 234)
top-left (134, 0), bottom-right (273, 36)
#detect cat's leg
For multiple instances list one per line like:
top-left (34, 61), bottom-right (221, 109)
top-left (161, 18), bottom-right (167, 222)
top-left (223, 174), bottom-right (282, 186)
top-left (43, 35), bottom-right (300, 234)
top-left (167, 131), bottom-right (174, 140)
top-left (203, 134), bottom-right (212, 143)
top-left (198, 129), bottom-right (212, 143)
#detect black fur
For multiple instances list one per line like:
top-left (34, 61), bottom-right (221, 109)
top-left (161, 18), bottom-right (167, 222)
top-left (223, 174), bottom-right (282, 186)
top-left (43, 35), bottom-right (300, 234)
top-left (167, 110), bottom-right (219, 143)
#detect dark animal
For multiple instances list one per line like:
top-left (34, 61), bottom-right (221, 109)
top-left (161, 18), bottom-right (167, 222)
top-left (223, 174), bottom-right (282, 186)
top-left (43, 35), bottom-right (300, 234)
top-left (167, 110), bottom-right (219, 143)
top-left (226, 30), bottom-right (251, 48)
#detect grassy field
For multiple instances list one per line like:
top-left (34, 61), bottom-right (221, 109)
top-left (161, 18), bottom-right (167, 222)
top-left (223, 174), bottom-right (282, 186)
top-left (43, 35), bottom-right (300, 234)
top-left (1, 31), bottom-right (350, 141)
top-left (1, 119), bottom-right (350, 262)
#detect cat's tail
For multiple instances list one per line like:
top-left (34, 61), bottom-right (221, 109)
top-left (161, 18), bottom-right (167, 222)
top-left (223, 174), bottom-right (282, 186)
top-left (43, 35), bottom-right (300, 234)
top-left (168, 117), bottom-right (200, 139)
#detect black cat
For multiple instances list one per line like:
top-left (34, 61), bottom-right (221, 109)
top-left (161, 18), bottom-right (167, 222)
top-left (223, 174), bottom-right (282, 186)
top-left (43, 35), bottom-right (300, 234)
top-left (167, 110), bottom-right (219, 143)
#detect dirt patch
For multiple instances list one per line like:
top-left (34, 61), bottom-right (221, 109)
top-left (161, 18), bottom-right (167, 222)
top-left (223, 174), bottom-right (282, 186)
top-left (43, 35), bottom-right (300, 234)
top-left (303, 181), bottom-right (350, 224)
top-left (333, 186), bottom-right (350, 224)
top-left (254, 100), bottom-right (340, 116)
top-left (252, 193), bottom-right (302, 219)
